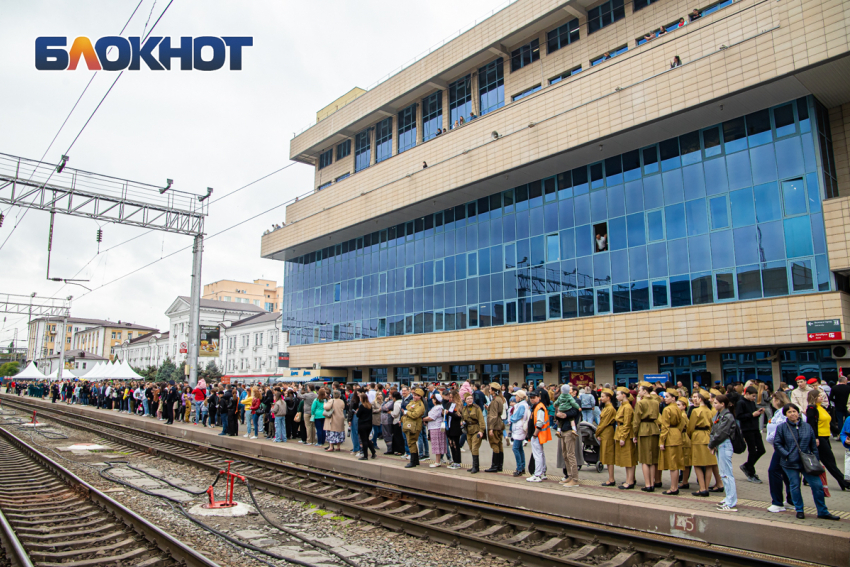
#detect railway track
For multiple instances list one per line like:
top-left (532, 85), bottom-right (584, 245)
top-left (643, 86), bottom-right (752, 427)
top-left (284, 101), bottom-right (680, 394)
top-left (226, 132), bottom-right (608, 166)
top-left (0, 396), bottom-right (816, 567)
top-left (0, 424), bottom-right (219, 567)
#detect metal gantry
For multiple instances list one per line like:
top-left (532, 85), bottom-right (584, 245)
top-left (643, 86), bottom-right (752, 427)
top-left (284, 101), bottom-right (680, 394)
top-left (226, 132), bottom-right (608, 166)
top-left (0, 152), bottom-right (209, 386)
top-left (0, 153), bottom-right (206, 236)
top-left (0, 294), bottom-right (70, 319)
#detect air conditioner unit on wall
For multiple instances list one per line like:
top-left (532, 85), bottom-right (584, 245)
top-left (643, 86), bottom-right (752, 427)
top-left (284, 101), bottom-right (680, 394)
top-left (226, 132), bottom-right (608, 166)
top-left (469, 372), bottom-right (479, 381)
top-left (313, 362), bottom-right (322, 370)
top-left (408, 367), bottom-right (416, 375)
top-left (831, 345), bottom-right (850, 360)
top-left (437, 372), bottom-right (445, 380)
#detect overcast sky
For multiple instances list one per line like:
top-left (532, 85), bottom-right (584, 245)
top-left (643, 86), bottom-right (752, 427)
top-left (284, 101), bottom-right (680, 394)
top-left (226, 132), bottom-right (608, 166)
top-left (0, 0), bottom-right (505, 348)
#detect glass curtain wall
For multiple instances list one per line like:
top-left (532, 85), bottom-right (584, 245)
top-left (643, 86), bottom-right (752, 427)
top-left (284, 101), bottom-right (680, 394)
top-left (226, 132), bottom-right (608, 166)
top-left (283, 98), bottom-right (833, 347)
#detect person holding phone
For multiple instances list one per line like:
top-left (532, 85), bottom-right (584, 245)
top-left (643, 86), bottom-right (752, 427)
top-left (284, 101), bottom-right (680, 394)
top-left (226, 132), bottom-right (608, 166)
top-left (736, 385), bottom-right (766, 483)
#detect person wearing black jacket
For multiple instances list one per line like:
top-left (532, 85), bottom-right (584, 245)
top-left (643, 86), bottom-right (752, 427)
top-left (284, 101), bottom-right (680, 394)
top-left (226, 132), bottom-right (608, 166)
top-left (164, 383), bottom-right (178, 425)
top-left (736, 386), bottom-right (765, 483)
top-left (227, 387), bottom-right (239, 436)
top-left (356, 394), bottom-right (376, 460)
top-left (830, 375), bottom-right (850, 433)
top-left (262, 388), bottom-right (274, 438)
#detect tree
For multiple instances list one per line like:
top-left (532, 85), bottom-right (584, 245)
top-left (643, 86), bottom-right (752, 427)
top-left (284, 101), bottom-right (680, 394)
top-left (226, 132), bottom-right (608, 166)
top-left (200, 360), bottom-right (222, 382)
top-left (0, 361), bottom-right (20, 377)
top-left (132, 365), bottom-right (158, 381)
top-left (156, 358), bottom-right (181, 383)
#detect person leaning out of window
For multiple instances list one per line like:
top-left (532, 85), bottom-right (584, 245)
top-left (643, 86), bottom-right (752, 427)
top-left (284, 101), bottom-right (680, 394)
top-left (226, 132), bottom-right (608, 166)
top-left (670, 56), bottom-right (682, 69)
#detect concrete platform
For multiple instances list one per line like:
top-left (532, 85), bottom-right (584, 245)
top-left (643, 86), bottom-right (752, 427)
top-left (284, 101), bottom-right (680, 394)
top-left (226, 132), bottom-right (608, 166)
top-left (7, 393), bottom-right (850, 567)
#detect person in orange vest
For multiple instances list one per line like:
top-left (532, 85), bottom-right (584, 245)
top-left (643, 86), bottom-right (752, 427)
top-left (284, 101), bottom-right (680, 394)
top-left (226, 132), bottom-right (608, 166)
top-left (527, 389), bottom-right (552, 482)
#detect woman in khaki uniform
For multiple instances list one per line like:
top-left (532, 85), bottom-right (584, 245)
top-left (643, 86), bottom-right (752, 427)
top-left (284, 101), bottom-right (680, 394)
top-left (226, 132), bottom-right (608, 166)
top-left (461, 394), bottom-right (486, 473)
top-left (596, 388), bottom-right (617, 486)
top-left (676, 397), bottom-right (692, 489)
top-left (614, 387), bottom-right (637, 489)
top-left (632, 382), bottom-right (660, 492)
top-left (402, 389), bottom-right (426, 468)
top-left (658, 390), bottom-right (684, 495)
top-left (686, 391), bottom-right (718, 496)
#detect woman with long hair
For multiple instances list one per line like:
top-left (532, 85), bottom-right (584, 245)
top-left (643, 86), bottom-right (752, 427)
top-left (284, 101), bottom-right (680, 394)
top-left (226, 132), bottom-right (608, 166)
top-left (390, 391), bottom-right (406, 455)
top-left (312, 388), bottom-right (328, 447)
top-left (356, 394), bottom-right (376, 459)
top-left (805, 389), bottom-right (848, 490)
top-left (709, 394), bottom-right (737, 512)
top-left (687, 391), bottom-right (717, 496)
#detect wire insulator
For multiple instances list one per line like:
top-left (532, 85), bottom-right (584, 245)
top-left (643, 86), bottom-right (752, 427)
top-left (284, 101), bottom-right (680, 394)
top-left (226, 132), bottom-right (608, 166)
top-left (96, 228), bottom-right (103, 243)
top-left (0, 213), bottom-right (4, 227)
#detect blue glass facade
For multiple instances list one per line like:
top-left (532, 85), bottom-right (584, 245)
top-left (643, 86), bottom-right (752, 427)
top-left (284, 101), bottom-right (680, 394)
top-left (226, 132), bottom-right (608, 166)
top-left (283, 98), bottom-right (832, 346)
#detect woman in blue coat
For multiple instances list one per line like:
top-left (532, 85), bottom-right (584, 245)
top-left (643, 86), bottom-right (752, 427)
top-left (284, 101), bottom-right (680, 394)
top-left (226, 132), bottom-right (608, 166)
top-left (773, 403), bottom-right (839, 520)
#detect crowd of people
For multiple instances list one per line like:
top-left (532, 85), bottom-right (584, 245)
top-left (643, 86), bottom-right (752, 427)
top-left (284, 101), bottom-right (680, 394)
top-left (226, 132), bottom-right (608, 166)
top-left (5, 371), bottom-right (850, 521)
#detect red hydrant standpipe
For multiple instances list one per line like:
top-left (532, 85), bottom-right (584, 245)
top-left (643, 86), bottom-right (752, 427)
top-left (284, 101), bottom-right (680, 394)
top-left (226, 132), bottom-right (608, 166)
top-left (204, 461), bottom-right (246, 509)
top-left (31, 410), bottom-right (37, 425)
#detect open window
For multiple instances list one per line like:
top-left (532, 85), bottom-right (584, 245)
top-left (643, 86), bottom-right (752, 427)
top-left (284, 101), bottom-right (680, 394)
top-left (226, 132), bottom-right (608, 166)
top-left (593, 222), bottom-right (608, 252)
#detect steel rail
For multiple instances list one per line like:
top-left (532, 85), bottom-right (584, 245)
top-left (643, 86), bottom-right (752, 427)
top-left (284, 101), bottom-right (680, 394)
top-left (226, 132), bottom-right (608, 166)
top-left (0, 396), bottom-right (820, 567)
top-left (0, 505), bottom-right (34, 567)
top-left (0, 424), bottom-right (220, 567)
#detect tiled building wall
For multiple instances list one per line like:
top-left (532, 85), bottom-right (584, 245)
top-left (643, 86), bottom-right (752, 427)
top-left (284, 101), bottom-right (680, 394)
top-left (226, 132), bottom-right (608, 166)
top-left (264, 0), bottom-right (850, 259)
top-left (286, 291), bottom-right (848, 368)
top-left (830, 103), bottom-right (850, 198)
top-left (824, 195), bottom-right (850, 272)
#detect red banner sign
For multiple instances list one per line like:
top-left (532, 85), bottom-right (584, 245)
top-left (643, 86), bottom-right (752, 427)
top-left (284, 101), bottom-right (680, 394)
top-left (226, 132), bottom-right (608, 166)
top-left (808, 331), bottom-right (842, 342)
top-left (570, 371), bottom-right (595, 389)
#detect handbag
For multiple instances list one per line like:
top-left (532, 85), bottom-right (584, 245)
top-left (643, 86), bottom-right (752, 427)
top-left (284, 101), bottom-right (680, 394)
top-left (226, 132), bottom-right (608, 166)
top-left (294, 412), bottom-right (302, 423)
top-left (790, 424), bottom-right (825, 475)
top-left (324, 403), bottom-right (335, 417)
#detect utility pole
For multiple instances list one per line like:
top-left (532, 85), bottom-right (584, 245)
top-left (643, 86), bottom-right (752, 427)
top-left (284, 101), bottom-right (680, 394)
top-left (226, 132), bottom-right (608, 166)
top-left (56, 312), bottom-right (68, 379)
top-left (187, 234), bottom-right (204, 387)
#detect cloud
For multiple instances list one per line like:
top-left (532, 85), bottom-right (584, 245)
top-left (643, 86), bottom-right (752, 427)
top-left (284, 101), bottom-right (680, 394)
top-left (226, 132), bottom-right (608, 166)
top-left (0, 0), bottom-right (502, 347)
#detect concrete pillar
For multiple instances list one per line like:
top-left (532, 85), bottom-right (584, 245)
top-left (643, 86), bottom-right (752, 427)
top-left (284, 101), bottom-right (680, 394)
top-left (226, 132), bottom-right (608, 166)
top-left (771, 359), bottom-right (782, 391)
top-left (509, 362), bottom-right (525, 385)
top-left (442, 89), bottom-right (450, 131)
top-left (706, 352), bottom-right (723, 389)
top-left (635, 354), bottom-right (658, 383)
top-left (594, 356), bottom-right (614, 387)
top-left (470, 71), bottom-right (480, 117)
top-left (369, 127), bottom-right (377, 167)
top-left (415, 102), bottom-right (423, 146)
top-left (386, 366), bottom-right (395, 383)
top-left (543, 362), bottom-right (559, 386)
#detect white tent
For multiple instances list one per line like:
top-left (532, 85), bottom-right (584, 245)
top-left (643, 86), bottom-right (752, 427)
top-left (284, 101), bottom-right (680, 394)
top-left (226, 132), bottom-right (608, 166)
top-left (48, 367), bottom-right (77, 381)
top-left (78, 361), bottom-right (106, 381)
top-left (11, 362), bottom-right (46, 380)
top-left (112, 360), bottom-right (144, 380)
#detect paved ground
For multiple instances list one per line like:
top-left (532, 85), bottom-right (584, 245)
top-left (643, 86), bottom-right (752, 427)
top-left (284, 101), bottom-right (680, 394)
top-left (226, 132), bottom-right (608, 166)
top-left (17, 395), bottom-right (850, 531)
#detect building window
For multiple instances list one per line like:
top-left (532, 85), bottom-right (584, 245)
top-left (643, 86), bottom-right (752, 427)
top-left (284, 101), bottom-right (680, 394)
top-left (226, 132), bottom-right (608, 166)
top-left (336, 139), bottom-right (351, 160)
top-left (591, 45), bottom-right (628, 66)
top-left (478, 59), bottom-right (504, 116)
top-left (397, 104), bottom-right (417, 154)
top-left (279, 97), bottom-right (831, 343)
top-left (111, 332), bottom-right (116, 339)
top-left (510, 39), bottom-right (539, 72)
top-left (374, 117), bottom-right (393, 163)
top-left (780, 348), bottom-right (837, 385)
top-left (721, 351), bottom-right (772, 385)
top-left (659, 355), bottom-right (707, 390)
top-left (512, 84), bottom-right (541, 102)
top-left (448, 74), bottom-right (472, 128)
top-left (588, 0), bottom-right (625, 34)
top-left (354, 129), bottom-right (371, 172)
top-left (335, 172), bottom-right (350, 183)
top-left (549, 66), bottom-right (582, 85)
top-left (318, 148), bottom-right (333, 170)
top-left (421, 91), bottom-right (443, 142)
top-left (317, 182), bottom-right (332, 191)
top-left (633, 0), bottom-right (660, 11)
top-left (547, 19), bottom-right (579, 53)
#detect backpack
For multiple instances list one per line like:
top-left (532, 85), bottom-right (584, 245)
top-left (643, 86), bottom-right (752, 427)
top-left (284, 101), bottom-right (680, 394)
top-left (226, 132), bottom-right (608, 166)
top-left (731, 420), bottom-right (746, 454)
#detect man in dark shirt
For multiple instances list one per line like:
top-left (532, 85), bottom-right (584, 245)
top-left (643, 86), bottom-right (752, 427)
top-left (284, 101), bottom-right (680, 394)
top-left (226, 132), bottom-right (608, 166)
top-left (736, 386), bottom-right (765, 483)
top-left (830, 375), bottom-right (850, 433)
top-left (472, 384), bottom-right (487, 411)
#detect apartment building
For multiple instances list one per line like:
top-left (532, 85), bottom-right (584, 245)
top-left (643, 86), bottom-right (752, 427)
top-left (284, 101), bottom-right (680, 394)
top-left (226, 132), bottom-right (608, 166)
top-left (71, 321), bottom-right (159, 362)
top-left (203, 278), bottom-right (283, 312)
top-left (165, 296), bottom-right (266, 374)
top-left (115, 332), bottom-right (171, 370)
top-left (27, 317), bottom-right (156, 367)
top-left (263, 0), bottom-right (850, 388)
top-left (219, 312), bottom-right (289, 381)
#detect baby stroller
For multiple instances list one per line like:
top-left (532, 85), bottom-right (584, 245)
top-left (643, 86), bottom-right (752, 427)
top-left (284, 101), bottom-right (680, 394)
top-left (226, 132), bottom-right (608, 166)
top-left (579, 421), bottom-right (604, 473)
